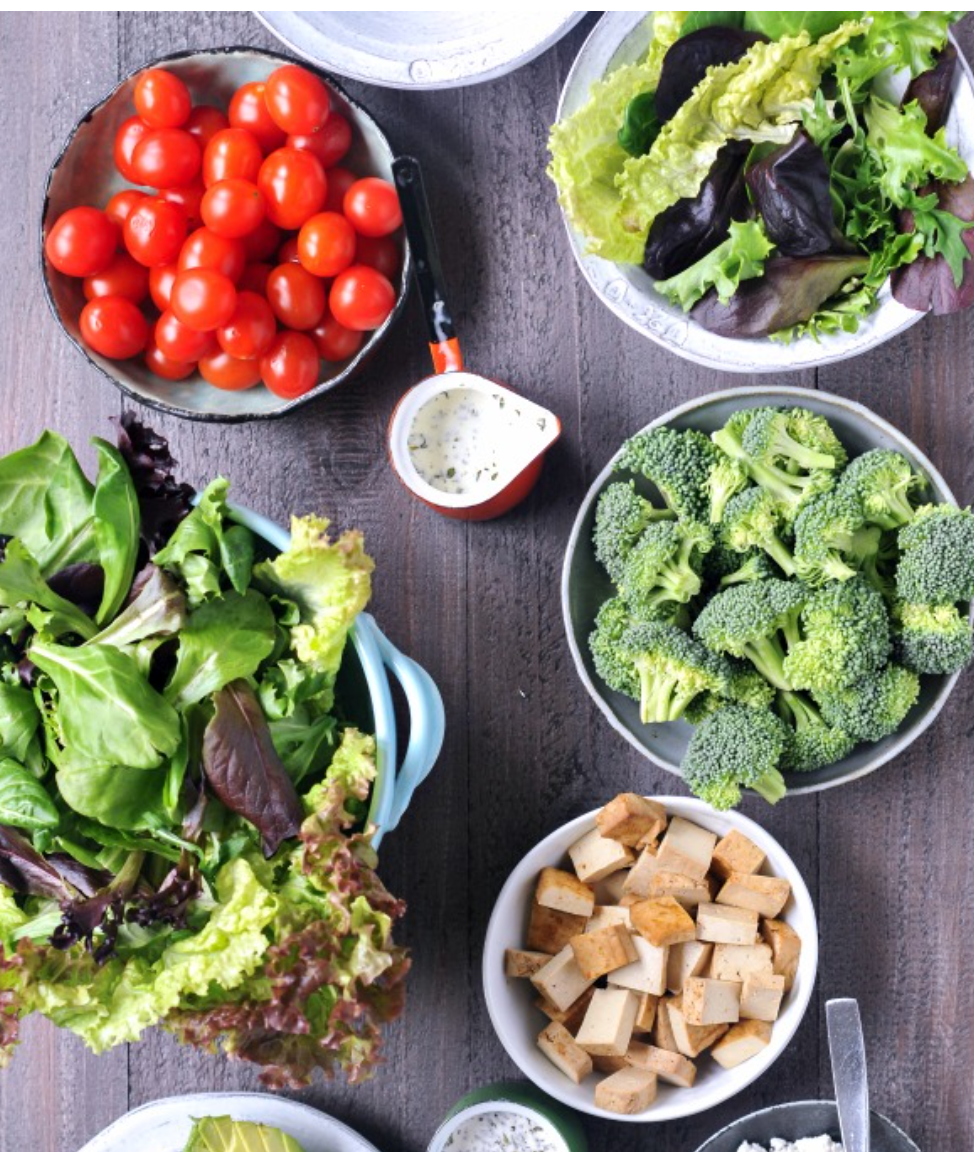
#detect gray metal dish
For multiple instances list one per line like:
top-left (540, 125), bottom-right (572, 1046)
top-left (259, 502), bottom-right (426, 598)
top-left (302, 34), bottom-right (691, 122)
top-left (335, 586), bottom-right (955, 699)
top-left (562, 385), bottom-right (963, 794)
top-left (694, 1099), bottom-right (921, 1152)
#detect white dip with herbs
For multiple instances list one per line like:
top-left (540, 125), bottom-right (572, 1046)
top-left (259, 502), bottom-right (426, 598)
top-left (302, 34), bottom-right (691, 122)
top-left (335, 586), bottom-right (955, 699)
top-left (407, 387), bottom-right (550, 496)
top-left (737, 1139), bottom-right (844, 1152)
top-left (442, 1109), bottom-right (561, 1151)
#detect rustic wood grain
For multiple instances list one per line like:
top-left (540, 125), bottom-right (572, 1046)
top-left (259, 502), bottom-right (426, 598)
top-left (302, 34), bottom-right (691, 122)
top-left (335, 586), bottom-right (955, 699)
top-left (0, 10), bottom-right (973, 1152)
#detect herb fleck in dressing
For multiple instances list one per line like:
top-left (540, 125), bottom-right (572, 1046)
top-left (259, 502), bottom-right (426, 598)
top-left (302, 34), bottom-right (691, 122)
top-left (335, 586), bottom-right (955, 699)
top-left (443, 1110), bottom-right (560, 1151)
top-left (407, 387), bottom-right (549, 496)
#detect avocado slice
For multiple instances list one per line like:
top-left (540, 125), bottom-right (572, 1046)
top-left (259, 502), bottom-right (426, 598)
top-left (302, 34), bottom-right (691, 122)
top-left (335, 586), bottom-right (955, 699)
top-left (184, 1116), bottom-right (307, 1152)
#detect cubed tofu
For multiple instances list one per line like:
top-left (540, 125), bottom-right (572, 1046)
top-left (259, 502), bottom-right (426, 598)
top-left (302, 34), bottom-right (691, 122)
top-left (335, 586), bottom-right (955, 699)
top-left (696, 902), bottom-right (759, 946)
top-left (594, 869), bottom-right (630, 906)
top-left (594, 1067), bottom-right (657, 1114)
top-left (667, 995), bottom-right (729, 1058)
top-left (570, 923), bottom-right (639, 980)
top-left (535, 987), bottom-right (594, 1033)
top-left (621, 845), bottom-right (662, 898)
top-left (631, 896), bottom-right (697, 947)
top-left (569, 827), bottom-right (634, 883)
top-left (648, 871), bottom-right (713, 909)
top-left (740, 972), bottom-right (786, 1022)
top-left (710, 1019), bottom-right (773, 1069)
top-left (656, 817), bottom-right (716, 881)
top-left (711, 829), bottom-right (767, 880)
top-left (683, 977), bottom-right (741, 1026)
top-left (652, 999), bottom-right (679, 1053)
top-left (607, 936), bottom-right (669, 996)
top-left (586, 904), bottom-right (632, 934)
top-left (762, 918), bottom-right (802, 991)
top-left (535, 867), bottom-right (596, 918)
top-left (716, 872), bottom-right (791, 919)
top-left (538, 1021), bottom-right (593, 1084)
top-left (666, 940), bottom-right (713, 994)
top-left (575, 988), bottom-right (640, 1057)
top-left (633, 992), bottom-right (658, 1034)
top-left (526, 902), bottom-right (588, 954)
top-left (592, 1052), bottom-right (631, 1074)
top-left (531, 945), bottom-right (596, 1012)
top-left (505, 949), bottom-right (550, 979)
top-left (596, 794), bottom-right (668, 847)
top-left (628, 1043), bottom-right (697, 1088)
top-left (710, 942), bottom-right (774, 982)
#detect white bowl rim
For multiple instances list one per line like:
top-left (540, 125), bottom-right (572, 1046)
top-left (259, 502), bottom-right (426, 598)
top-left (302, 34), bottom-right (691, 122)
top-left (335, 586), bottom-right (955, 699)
top-left (561, 383), bottom-right (964, 795)
top-left (482, 795), bottom-right (819, 1124)
top-left (427, 1100), bottom-right (570, 1152)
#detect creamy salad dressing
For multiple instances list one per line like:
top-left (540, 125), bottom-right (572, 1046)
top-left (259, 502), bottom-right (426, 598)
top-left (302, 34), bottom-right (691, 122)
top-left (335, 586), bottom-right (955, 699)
top-left (442, 1109), bottom-right (561, 1151)
top-left (737, 1139), bottom-right (844, 1152)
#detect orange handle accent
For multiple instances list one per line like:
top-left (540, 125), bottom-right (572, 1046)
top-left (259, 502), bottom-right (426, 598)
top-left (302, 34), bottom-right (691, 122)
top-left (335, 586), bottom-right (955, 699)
top-left (429, 337), bottom-right (464, 375)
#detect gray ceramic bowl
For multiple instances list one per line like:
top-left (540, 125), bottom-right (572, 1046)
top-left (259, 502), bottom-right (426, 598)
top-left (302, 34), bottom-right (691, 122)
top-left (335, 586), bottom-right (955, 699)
top-left (41, 47), bottom-right (410, 422)
top-left (562, 385), bottom-right (964, 794)
top-left (695, 1099), bottom-right (921, 1152)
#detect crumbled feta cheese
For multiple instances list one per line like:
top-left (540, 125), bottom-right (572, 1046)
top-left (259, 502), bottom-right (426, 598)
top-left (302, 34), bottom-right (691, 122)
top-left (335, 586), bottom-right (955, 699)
top-left (736, 1138), bottom-right (843, 1152)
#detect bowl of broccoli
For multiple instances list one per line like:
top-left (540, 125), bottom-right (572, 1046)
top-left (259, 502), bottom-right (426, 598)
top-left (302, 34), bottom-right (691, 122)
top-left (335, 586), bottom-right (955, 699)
top-left (562, 384), bottom-right (974, 803)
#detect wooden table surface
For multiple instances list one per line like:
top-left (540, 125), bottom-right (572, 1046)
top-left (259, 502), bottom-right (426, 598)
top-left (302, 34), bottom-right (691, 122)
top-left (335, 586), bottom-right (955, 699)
top-left (2, 11), bottom-right (973, 1152)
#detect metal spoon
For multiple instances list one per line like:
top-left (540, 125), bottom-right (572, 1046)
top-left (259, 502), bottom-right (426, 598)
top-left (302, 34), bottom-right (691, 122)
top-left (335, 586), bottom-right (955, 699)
top-left (826, 997), bottom-right (871, 1152)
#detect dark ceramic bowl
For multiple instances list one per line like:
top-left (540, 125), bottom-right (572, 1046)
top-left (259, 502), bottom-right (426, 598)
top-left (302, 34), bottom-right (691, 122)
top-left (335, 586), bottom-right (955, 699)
top-left (695, 1099), bottom-right (921, 1152)
top-left (41, 47), bottom-right (410, 422)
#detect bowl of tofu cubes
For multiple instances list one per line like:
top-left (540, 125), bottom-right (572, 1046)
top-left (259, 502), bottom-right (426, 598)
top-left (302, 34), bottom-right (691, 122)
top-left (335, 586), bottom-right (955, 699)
top-left (483, 793), bottom-right (817, 1122)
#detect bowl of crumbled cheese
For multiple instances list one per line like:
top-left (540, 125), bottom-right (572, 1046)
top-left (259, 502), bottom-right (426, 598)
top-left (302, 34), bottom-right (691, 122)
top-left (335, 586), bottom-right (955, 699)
top-left (695, 1099), bottom-right (922, 1152)
top-left (428, 1082), bottom-right (588, 1152)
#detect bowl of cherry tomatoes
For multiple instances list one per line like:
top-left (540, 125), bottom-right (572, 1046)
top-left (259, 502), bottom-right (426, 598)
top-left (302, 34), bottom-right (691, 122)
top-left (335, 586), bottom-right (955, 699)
top-left (41, 47), bottom-right (410, 421)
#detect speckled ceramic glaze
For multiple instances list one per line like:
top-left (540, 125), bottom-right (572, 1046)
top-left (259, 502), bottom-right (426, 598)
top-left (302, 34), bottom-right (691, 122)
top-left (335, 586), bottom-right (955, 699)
top-left (694, 1099), bottom-right (921, 1152)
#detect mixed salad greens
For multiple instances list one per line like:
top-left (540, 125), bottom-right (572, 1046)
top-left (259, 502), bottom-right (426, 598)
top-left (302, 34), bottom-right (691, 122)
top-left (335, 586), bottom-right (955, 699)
top-left (549, 12), bottom-right (974, 340)
top-left (0, 417), bottom-right (407, 1086)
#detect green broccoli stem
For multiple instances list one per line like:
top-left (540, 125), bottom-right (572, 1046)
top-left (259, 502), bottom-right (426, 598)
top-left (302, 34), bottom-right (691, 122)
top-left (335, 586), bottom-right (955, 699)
top-left (657, 561), bottom-right (702, 603)
top-left (777, 690), bottom-right (820, 733)
top-left (768, 428), bottom-right (837, 472)
top-left (713, 427), bottom-right (817, 515)
top-left (639, 669), bottom-right (696, 724)
top-left (871, 486), bottom-right (915, 530)
top-left (751, 767), bottom-right (787, 805)
top-left (742, 635), bottom-right (794, 691)
top-left (763, 535), bottom-right (797, 578)
top-left (719, 556), bottom-right (765, 588)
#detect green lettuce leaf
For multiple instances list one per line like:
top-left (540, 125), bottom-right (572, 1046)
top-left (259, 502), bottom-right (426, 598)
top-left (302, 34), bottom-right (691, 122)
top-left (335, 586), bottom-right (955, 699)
top-left (744, 12), bottom-right (862, 40)
top-left (56, 758), bottom-right (168, 831)
top-left (865, 97), bottom-right (967, 207)
top-left (0, 541), bottom-right (96, 641)
top-left (0, 681), bottom-right (42, 773)
top-left (654, 219), bottom-right (775, 309)
top-left (91, 440), bottom-right (140, 626)
top-left (0, 759), bottom-right (58, 831)
top-left (835, 11), bottom-right (961, 96)
top-left (769, 282), bottom-right (878, 343)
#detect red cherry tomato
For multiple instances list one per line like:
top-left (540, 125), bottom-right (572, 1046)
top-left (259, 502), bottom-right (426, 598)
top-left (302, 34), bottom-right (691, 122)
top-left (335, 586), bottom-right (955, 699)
top-left (237, 262), bottom-right (272, 295)
top-left (202, 128), bottom-right (263, 187)
top-left (257, 147), bottom-right (327, 230)
top-left (329, 265), bottom-right (395, 331)
top-left (149, 262), bottom-right (179, 310)
top-left (185, 104), bottom-right (230, 151)
top-left (155, 309), bottom-right (218, 361)
top-left (343, 177), bottom-right (402, 238)
top-left (170, 268), bottom-right (238, 331)
top-left (264, 65), bottom-right (331, 135)
top-left (276, 236), bottom-right (300, 264)
top-left (45, 207), bottom-right (118, 277)
top-left (229, 82), bottom-right (287, 153)
top-left (297, 211), bottom-right (356, 278)
top-left (105, 189), bottom-right (148, 231)
top-left (266, 263), bottom-right (326, 330)
top-left (80, 295), bottom-right (149, 359)
top-left (83, 251), bottom-right (150, 304)
top-left (354, 234), bottom-right (400, 281)
top-left (114, 117), bottom-right (152, 184)
top-left (200, 349), bottom-right (262, 390)
top-left (145, 339), bottom-right (197, 381)
top-left (322, 166), bottom-right (357, 213)
top-left (217, 290), bottom-right (277, 359)
top-left (201, 178), bottom-right (266, 239)
top-left (131, 129), bottom-right (201, 190)
top-left (156, 181), bottom-right (205, 230)
top-left (241, 217), bottom-right (282, 262)
top-left (123, 198), bottom-right (188, 267)
top-left (178, 227), bottom-right (246, 282)
top-left (311, 312), bottom-right (364, 362)
top-left (260, 330), bottom-right (319, 398)
top-left (133, 69), bottom-right (191, 129)
top-left (288, 115), bottom-right (351, 169)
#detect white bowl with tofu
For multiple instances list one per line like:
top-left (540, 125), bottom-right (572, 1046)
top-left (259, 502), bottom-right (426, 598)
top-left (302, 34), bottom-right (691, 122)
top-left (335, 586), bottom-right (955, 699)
top-left (483, 796), bottom-right (817, 1123)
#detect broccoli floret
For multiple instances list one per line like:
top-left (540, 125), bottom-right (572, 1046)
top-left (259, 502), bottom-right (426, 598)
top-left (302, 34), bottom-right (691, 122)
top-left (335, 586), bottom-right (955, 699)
top-left (589, 598), bottom-right (640, 698)
top-left (793, 489), bottom-right (883, 586)
top-left (782, 577), bottom-right (891, 693)
top-left (693, 579), bottom-right (807, 691)
top-left (721, 488), bottom-right (797, 578)
top-left (681, 705), bottom-right (788, 809)
top-left (726, 662), bottom-right (777, 708)
top-left (742, 407), bottom-right (848, 473)
top-left (858, 529), bottom-right (900, 604)
top-left (684, 691), bottom-right (723, 725)
top-left (895, 601), bottom-right (974, 674)
top-left (617, 427), bottom-right (717, 523)
top-left (703, 542), bottom-right (776, 590)
top-left (838, 449), bottom-right (925, 531)
top-left (706, 454), bottom-right (750, 524)
top-left (813, 664), bottom-right (920, 742)
top-left (620, 520), bottom-right (713, 618)
top-left (776, 690), bottom-right (856, 772)
top-left (720, 552), bottom-right (777, 588)
top-left (621, 621), bottom-right (730, 724)
top-left (592, 481), bottom-right (673, 581)
top-left (896, 504), bottom-right (974, 605)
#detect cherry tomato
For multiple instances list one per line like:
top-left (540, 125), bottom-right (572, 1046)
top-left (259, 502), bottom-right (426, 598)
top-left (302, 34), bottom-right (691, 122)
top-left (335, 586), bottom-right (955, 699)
top-left (312, 312), bottom-right (364, 362)
top-left (216, 290), bottom-right (276, 359)
top-left (276, 236), bottom-right (300, 264)
top-left (203, 128), bottom-right (263, 187)
top-left (329, 265), bottom-right (396, 331)
top-left (288, 115), bottom-right (351, 169)
top-left (178, 227), bottom-right (246, 282)
top-left (105, 189), bottom-right (148, 231)
top-left (201, 178), bottom-right (266, 239)
top-left (170, 268), bottom-right (237, 331)
top-left (200, 349), bottom-right (263, 390)
top-left (264, 65), bottom-right (331, 135)
top-left (83, 251), bottom-right (150, 304)
top-left (260, 330), bottom-right (319, 398)
top-left (155, 309), bottom-right (218, 361)
top-left (145, 339), bottom-right (197, 380)
top-left (354, 234), bottom-right (400, 281)
top-left (80, 295), bottom-right (149, 359)
top-left (257, 147), bottom-right (327, 230)
top-left (343, 177), bottom-right (402, 238)
top-left (241, 217), bottom-right (282, 262)
top-left (229, 82), bottom-right (287, 153)
top-left (45, 207), bottom-right (118, 277)
top-left (322, 166), bottom-right (357, 213)
top-left (133, 69), bottom-right (191, 129)
top-left (185, 104), bottom-right (230, 151)
top-left (114, 116), bottom-right (152, 184)
top-left (156, 181), bottom-right (205, 229)
top-left (149, 262), bottom-right (179, 310)
top-left (297, 211), bottom-right (356, 278)
top-left (266, 263), bottom-right (326, 330)
top-left (123, 198), bottom-right (188, 267)
top-left (131, 128), bottom-right (201, 189)
top-left (237, 262), bottom-right (272, 295)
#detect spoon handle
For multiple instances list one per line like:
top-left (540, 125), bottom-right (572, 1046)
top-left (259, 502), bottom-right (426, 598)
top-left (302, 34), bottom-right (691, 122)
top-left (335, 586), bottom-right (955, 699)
top-left (827, 998), bottom-right (871, 1152)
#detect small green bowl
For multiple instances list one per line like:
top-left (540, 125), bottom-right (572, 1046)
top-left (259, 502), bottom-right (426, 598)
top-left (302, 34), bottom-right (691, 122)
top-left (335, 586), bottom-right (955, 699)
top-left (428, 1082), bottom-right (588, 1152)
